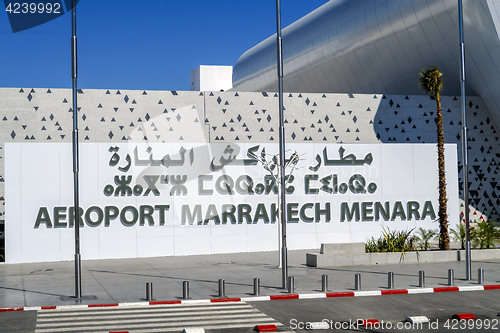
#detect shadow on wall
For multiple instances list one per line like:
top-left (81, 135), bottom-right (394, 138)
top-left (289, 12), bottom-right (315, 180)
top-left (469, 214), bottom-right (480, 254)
top-left (372, 94), bottom-right (500, 222)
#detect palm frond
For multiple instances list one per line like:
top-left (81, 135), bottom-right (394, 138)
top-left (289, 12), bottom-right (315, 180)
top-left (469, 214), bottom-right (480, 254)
top-left (419, 67), bottom-right (443, 96)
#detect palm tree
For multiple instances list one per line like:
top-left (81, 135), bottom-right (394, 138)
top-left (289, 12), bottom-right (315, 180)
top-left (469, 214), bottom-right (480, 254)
top-left (419, 67), bottom-right (450, 250)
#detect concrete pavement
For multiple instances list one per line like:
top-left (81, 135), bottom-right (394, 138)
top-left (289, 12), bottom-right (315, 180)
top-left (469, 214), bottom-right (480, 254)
top-left (0, 249), bottom-right (499, 308)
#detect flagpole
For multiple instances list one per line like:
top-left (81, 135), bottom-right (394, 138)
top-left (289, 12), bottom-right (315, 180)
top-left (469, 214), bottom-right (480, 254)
top-left (276, 0), bottom-right (288, 289)
top-left (71, 0), bottom-right (82, 298)
top-left (458, 0), bottom-right (471, 281)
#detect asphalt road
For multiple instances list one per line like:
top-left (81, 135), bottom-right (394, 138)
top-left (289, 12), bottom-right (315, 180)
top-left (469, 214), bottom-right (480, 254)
top-left (1, 290), bottom-right (499, 332)
top-left (0, 310), bottom-right (36, 333)
top-left (250, 290), bottom-right (500, 332)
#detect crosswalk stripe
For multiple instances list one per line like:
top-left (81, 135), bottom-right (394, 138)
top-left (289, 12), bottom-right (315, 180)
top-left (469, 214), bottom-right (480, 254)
top-left (37, 308), bottom-right (261, 323)
top-left (37, 301), bottom-right (249, 314)
top-left (36, 318), bottom-right (279, 333)
top-left (37, 302), bottom-right (252, 317)
top-left (37, 305), bottom-right (258, 318)
top-left (35, 301), bottom-right (286, 333)
top-left (37, 312), bottom-right (268, 328)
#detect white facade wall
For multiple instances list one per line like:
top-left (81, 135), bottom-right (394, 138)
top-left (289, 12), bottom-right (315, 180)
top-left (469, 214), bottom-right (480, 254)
top-left (0, 88), bottom-right (498, 263)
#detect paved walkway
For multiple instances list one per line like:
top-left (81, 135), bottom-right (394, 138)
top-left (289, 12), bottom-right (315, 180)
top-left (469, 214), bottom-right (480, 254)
top-left (0, 249), bottom-right (499, 308)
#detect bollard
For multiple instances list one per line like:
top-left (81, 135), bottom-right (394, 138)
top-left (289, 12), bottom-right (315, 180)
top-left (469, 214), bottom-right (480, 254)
top-left (288, 276), bottom-right (295, 293)
top-left (448, 269), bottom-right (454, 286)
top-left (183, 281), bottom-right (190, 299)
top-left (253, 278), bottom-right (260, 296)
top-left (354, 273), bottom-right (361, 290)
top-left (146, 282), bottom-right (153, 301)
top-left (478, 268), bottom-right (484, 284)
top-left (321, 274), bottom-right (328, 292)
top-left (388, 272), bottom-right (394, 289)
top-left (419, 270), bottom-right (425, 287)
top-left (218, 279), bottom-right (225, 297)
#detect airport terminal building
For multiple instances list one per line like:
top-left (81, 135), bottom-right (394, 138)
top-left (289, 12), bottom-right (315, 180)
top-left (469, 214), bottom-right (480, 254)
top-left (1, 0), bottom-right (499, 263)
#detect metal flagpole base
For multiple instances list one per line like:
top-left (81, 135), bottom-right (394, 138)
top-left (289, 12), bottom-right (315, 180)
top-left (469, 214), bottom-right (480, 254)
top-left (465, 241), bottom-right (472, 280)
top-left (278, 230), bottom-right (282, 269)
top-left (281, 246), bottom-right (288, 289)
top-left (75, 254), bottom-right (82, 299)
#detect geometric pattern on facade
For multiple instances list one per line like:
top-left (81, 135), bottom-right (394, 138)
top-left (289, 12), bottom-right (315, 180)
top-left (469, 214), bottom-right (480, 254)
top-left (232, 0), bottom-right (500, 135)
top-left (1, 88), bottom-right (499, 225)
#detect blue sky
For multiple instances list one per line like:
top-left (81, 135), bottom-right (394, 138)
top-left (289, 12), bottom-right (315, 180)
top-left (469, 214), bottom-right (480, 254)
top-left (1, 0), bottom-right (329, 91)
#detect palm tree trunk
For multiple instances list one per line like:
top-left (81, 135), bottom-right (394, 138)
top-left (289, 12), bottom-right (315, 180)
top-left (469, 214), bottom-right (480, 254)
top-left (435, 93), bottom-right (450, 250)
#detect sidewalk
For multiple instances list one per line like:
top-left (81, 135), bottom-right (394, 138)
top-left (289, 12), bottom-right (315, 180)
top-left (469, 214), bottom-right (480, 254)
top-left (0, 249), bottom-right (499, 308)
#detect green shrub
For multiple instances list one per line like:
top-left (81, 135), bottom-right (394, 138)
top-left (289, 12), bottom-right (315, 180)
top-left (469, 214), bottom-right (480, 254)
top-left (414, 227), bottom-right (438, 251)
top-left (450, 222), bottom-right (466, 250)
top-left (365, 228), bottom-right (417, 253)
top-left (471, 220), bottom-right (500, 249)
top-left (0, 238), bottom-right (4, 262)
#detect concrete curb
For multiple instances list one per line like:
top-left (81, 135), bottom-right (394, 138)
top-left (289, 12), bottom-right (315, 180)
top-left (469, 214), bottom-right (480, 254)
top-left (2, 284), bottom-right (499, 312)
top-left (307, 248), bottom-right (500, 267)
